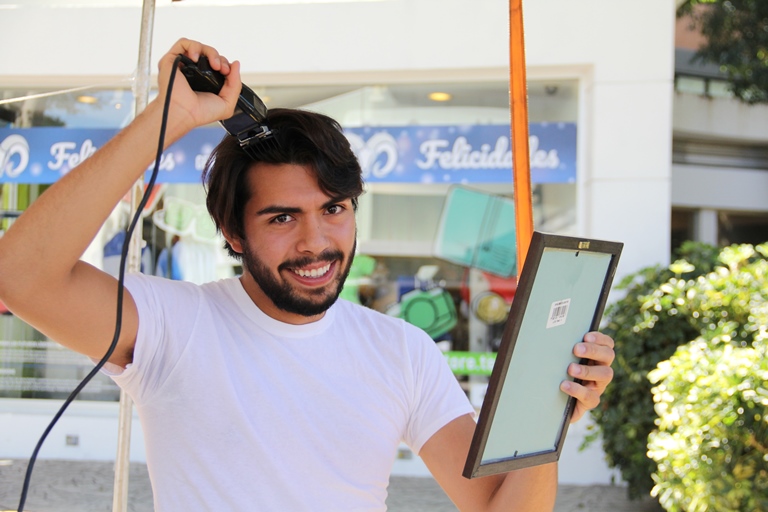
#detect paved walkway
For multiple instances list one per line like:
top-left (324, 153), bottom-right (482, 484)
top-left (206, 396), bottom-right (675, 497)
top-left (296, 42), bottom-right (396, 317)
top-left (0, 459), bottom-right (663, 512)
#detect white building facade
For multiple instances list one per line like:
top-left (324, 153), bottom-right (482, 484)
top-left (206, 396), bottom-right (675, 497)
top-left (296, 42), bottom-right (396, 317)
top-left (0, 0), bottom-right (697, 488)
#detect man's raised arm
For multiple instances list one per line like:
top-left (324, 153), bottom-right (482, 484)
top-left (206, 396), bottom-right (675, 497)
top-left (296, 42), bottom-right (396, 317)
top-left (0, 39), bottom-right (241, 367)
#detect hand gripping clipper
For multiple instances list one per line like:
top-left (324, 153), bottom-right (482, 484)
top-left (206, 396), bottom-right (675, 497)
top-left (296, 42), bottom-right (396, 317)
top-left (178, 54), bottom-right (277, 158)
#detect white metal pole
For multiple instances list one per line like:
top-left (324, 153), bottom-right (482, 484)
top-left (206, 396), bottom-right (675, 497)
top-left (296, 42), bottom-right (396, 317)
top-left (113, 1), bottom-right (155, 511)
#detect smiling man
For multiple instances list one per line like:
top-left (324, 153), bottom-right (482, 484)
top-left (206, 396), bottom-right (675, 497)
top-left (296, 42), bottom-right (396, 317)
top-left (0, 39), bottom-right (616, 511)
top-left (220, 159), bottom-right (358, 322)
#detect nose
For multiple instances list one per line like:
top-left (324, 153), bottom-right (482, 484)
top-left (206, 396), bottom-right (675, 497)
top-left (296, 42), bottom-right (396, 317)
top-left (295, 218), bottom-right (331, 255)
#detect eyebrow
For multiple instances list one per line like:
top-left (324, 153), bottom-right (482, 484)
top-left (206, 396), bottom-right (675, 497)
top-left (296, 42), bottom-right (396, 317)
top-left (256, 205), bottom-right (302, 216)
top-left (255, 196), bottom-right (350, 216)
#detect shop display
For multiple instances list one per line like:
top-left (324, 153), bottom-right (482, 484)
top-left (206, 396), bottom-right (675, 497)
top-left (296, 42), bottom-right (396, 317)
top-left (386, 287), bottom-right (458, 340)
top-left (434, 186), bottom-right (517, 277)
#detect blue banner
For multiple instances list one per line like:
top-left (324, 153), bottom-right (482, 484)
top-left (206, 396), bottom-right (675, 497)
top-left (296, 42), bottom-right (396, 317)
top-left (346, 123), bottom-right (576, 184)
top-left (0, 127), bottom-right (224, 185)
top-left (0, 123), bottom-right (576, 185)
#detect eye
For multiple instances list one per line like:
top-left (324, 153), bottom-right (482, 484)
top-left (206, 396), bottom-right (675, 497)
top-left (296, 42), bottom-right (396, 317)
top-left (271, 213), bottom-right (293, 224)
top-left (326, 204), bottom-right (345, 215)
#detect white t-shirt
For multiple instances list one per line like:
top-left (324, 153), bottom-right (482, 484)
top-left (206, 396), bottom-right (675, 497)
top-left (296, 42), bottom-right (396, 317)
top-left (113, 274), bottom-right (473, 511)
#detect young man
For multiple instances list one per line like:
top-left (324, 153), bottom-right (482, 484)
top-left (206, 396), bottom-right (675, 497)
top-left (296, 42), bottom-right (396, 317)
top-left (0, 39), bottom-right (616, 511)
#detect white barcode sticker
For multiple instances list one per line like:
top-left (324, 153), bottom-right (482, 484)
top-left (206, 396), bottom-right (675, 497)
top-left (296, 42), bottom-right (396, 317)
top-left (546, 299), bottom-right (571, 328)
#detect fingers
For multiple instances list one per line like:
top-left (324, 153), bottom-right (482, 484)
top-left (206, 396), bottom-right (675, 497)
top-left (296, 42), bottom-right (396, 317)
top-left (574, 331), bottom-right (615, 366)
top-left (158, 38), bottom-right (233, 82)
top-left (560, 379), bottom-right (601, 410)
top-left (567, 360), bottom-right (613, 386)
top-left (219, 59), bottom-right (242, 107)
top-left (165, 38), bottom-right (228, 71)
top-left (569, 331), bottom-right (615, 386)
top-left (561, 331), bottom-right (616, 423)
top-left (152, 38), bottom-right (240, 131)
top-left (560, 379), bottom-right (601, 423)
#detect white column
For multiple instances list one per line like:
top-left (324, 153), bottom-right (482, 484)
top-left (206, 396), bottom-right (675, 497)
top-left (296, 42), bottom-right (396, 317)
top-left (694, 208), bottom-right (719, 246)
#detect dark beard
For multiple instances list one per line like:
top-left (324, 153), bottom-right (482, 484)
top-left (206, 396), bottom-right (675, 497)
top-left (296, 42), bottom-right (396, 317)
top-left (240, 241), bottom-right (356, 317)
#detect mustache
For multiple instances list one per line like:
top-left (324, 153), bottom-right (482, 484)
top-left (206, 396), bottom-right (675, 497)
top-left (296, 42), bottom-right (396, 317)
top-left (278, 249), bottom-right (345, 271)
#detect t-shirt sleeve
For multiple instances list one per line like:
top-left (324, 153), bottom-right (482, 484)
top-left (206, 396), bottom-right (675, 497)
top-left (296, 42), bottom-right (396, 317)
top-left (110, 273), bottom-right (200, 404)
top-left (401, 324), bottom-right (475, 454)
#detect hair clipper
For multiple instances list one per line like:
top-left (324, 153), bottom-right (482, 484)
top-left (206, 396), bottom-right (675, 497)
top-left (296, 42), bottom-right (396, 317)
top-left (178, 54), bottom-right (275, 152)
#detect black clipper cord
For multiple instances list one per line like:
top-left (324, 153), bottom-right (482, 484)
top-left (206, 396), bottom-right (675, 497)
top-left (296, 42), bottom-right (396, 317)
top-left (17, 56), bottom-right (273, 511)
top-left (16, 55), bottom-right (184, 512)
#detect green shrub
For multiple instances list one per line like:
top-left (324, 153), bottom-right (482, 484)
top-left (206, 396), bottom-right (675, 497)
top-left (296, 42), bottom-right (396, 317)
top-left (647, 244), bottom-right (768, 511)
top-left (586, 242), bottom-right (720, 499)
top-left (648, 338), bottom-right (768, 511)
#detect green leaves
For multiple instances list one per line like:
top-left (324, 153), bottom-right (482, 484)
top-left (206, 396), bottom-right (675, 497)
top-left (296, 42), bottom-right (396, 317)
top-left (677, 0), bottom-right (768, 104)
top-left (648, 338), bottom-right (768, 511)
top-left (589, 241), bottom-right (768, 507)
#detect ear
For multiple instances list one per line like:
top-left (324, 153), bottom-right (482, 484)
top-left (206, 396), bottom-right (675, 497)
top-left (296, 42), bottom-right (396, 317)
top-left (222, 229), bottom-right (244, 255)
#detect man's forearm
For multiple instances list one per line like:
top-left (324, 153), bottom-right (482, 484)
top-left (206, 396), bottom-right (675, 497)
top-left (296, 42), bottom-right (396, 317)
top-left (488, 462), bottom-right (558, 512)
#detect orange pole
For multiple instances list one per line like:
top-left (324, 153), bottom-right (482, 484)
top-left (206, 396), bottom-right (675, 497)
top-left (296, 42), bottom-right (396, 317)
top-left (509, 0), bottom-right (534, 274)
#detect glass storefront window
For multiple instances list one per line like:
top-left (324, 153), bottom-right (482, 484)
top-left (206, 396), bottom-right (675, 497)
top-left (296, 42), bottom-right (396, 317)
top-left (0, 78), bottom-right (579, 403)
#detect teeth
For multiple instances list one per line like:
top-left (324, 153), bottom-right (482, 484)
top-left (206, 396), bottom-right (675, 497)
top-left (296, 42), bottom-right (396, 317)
top-left (294, 263), bottom-right (331, 278)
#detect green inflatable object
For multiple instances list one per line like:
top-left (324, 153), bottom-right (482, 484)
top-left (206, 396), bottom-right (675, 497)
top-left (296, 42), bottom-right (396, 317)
top-left (339, 254), bottom-right (377, 304)
top-left (386, 288), bottom-right (458, 339)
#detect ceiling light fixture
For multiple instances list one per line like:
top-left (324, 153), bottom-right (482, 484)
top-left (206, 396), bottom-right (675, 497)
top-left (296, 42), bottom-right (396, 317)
top-left (76, 95), bottom-right (98, 105)
top-left (428, 92), bottom-right (452, 102)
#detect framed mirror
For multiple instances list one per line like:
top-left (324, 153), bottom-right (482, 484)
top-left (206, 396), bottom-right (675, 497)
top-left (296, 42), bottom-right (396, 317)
top-left (463, 231), bottom-right (623, 478)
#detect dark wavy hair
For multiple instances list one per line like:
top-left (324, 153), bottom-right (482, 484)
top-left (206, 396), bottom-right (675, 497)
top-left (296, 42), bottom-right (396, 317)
top-left (202, 108), bottom-right (364, 259)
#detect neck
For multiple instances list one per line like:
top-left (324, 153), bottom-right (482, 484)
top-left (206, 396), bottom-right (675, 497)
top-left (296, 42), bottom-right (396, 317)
top-left (238, 273), bottom-right (326, 325)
